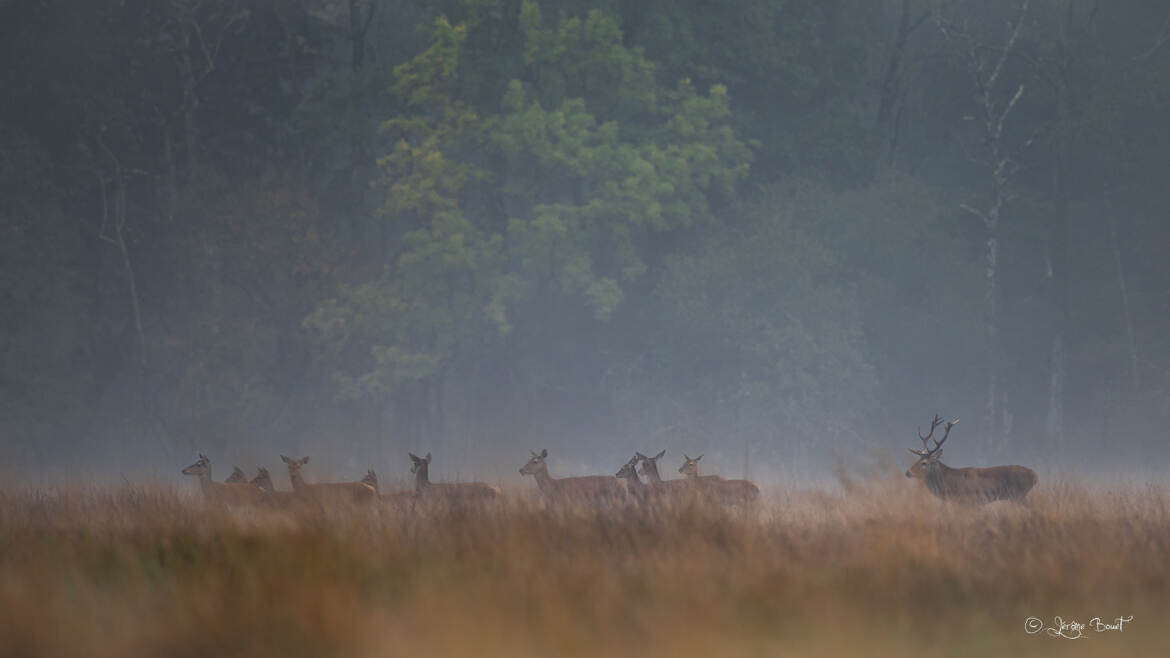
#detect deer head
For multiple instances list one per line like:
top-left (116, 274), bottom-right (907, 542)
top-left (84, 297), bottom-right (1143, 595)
top-left (182, 454), bottom-right (212, 477)
top-left (615, 455), bottom-right (641, 480)
top-left (636, 449), bottom-right (667, 480)
top-left (361, 469), bottom-right (379, 491)
top-left (678, 454), bottom-right (703, 477)
top-left (519, 449), bottom-right (548, 476)
top-left (250, 466), bottom-right (274, 491)
top-left (408, 452), bottom-right (432, 476)
top-left (906, 414), bottom-right (957, 479)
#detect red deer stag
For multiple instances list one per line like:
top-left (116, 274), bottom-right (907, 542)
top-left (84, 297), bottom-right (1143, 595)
top-left (519, 449), bottom-right (627, 502)
top-left (281, 455), bottom-right (376, 504)
top-left (678, 454), bottom-right (760, 505)
top-left (181, 455), bottom-right (268, 505)
top-left (906, 415), bottom-right (1037, 503)
top-left (408, 453), bottom-right (499, 503)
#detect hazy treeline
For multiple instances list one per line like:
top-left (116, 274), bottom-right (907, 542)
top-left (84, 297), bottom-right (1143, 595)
top-left (1, 0), bottom-right (1168, 478)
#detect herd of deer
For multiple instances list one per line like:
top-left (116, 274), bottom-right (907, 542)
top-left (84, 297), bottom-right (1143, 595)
top-left (182, 414), bottom-right (1038, 507)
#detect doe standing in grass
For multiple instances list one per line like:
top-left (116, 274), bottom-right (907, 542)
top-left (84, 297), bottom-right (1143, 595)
top-left (519, 449), bottom-right (628, 502)
top-left (678, 454), bottom-right (760, 505)
top-left (408, 453), bottom-right (499, 502)
top-left (181, 454), bottom-right (269, 505)
top-left (280, 455), bottom-right (376, 503)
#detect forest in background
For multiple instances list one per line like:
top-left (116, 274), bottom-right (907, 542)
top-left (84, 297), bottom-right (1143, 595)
top-left (2, 0), bottom-right (1168, 481)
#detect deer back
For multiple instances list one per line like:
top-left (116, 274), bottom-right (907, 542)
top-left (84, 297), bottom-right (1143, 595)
top-left (926, 463), bottom-right (1037, 503)
top-left (550, 475), bottom-right (628, 500)
top-left (209, 481), bottom-right (270, 505)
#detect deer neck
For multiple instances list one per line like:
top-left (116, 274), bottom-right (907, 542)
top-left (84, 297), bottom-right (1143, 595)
top-left (195, 471), bottom-right (216, 498)
top-left (621, 473), bottom-right (646, 491)
top-left (414, 464), bottom-right (431, 492)
top-left (924, 461), bottom-right (952, 497)
top-left (287, 468), bottom-right (308, 492)
top-left (530, 463), bottom-right (557, 493)
top-left (642, 463), bottom-right (664, 484)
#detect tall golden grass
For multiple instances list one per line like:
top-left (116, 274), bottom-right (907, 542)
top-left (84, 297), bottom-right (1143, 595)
top-left (0, 472), bottom-right (1166, 657)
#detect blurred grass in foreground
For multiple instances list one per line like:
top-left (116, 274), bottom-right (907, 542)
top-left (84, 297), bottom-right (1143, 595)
top-left (0, 474), bottom-right (1166, 657)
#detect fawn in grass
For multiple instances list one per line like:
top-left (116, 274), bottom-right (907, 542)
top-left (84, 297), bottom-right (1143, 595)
top-left (905, 415), bottom-right (1037, 503)
top-left (181, 455), bottom-right (269, 505)
top-left (280, 455), bottom-right (376, 504)
top-left (519, 449), bottom-right (628, 502)
top-left (408, 453), bottom-right (499, 503)
top-left (677, 454), bottom-right (760, 505)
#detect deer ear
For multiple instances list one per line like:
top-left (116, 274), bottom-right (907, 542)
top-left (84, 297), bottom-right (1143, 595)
top-left (281, 455), bottom-right (292, 464)
top-left (908, 448), bottom-right (922, 456)
top-left (409, 452), bottom-right (420, 463)
top-left (933, 450), bottom-right (943, 460)
top-left (655, 449), bottom-right (666, 460)
top-left (424, 452), bottom-right (432, 463)
top-left (696, 454), bottom-right (703, 461)
top-left (683, 454), bottom-right (691, 461)
top-left (540, 449), bottom-right (548, 458)
top-left (635, 452), bottom-right (647, 460)
top-left (200, 453), bottom-right (208, 461)
top-left (302, 456), bottom-right (310, 465)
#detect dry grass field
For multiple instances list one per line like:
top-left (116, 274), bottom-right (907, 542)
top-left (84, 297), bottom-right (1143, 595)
top-left (0, 472), bottom-right (1167, 657)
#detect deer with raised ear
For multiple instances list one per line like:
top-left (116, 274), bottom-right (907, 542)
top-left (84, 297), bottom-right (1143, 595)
top-left (280, 455), bottom-right (376, 504)
top-left (678, 454), bottom-right (760, 505)
top-left (225, 466), bottom-right (249, 483)
top-left (181, 454), bottom-right (269, 505)
top-left (249, 466), bottom-right (296, 507)
top-left (519, 449), bottom-right (628, 502)
top-left (408, 453), bottom-right (499, 503)
top-left (636, 450), bottom-right (694, 496)
top-left (615, 455), bottom-right (652, 503)
top-left (362, 468), bottom-right (419, 506)
top-left (906, 414), bottom-right (1037, 503)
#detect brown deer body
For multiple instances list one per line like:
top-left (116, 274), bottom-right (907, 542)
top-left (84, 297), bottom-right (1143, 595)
top-left (519, 449), bottom-right (628, 502)
top-left (281, 455), bottom-right (376, 503)
top-left (409, 453), bottom-right (499, 502)
top-left (678, 454), bottom-right (760, 505)
top-left (181, 455), bottom-right (269, 505)
top-left (906, 415), bottom-right (1037, 503)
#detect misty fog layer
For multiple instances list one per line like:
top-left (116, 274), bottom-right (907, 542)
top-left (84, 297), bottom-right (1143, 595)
top-left (1, 1), bottom-right (1168, 484)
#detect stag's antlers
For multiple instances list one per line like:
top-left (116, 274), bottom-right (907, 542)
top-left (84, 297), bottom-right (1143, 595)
top-left (911, 414), bottom-right (958, 458)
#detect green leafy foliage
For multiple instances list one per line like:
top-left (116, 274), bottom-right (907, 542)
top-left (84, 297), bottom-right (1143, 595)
top-left (310, 5), bottom-right (750, 400)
